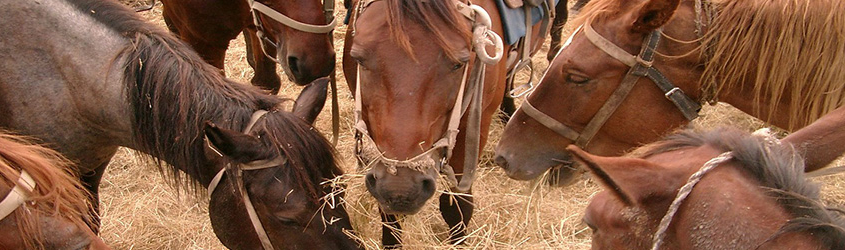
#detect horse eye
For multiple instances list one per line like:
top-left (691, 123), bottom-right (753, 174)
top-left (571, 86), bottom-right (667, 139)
top-left (565, 73), bottom-right (590, 85)
top-left (451, 63), bottom-right (464, 71)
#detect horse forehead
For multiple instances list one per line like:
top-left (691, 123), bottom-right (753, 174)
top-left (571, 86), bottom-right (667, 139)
top-left (643, 145), bottom-right (724, 174)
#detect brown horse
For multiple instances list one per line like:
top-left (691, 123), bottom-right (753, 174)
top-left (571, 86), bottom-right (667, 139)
top-left (0, 0), bottom-right (359, 249)
top-left (160, 0), bottom-right (336, 94)
top-left (0, 132), bottom-right (110, 250)
top-left (495, 0), bottom-right (845, 184)
top-left (570, 127), bottom-right (845, 249)
top-left (342, 0), bottom-right (551, 246)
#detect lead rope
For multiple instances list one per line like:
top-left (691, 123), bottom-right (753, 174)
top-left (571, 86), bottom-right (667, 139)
top-left (651, 151), bottom-right (733, 250)
top-left (0, 170), bottom-right (36, 221)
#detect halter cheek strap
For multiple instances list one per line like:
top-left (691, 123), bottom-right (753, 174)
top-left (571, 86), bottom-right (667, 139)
top-left (0, 170), bottom-right (36, 222)
top-left (206, 110), bottom-right (286, 250)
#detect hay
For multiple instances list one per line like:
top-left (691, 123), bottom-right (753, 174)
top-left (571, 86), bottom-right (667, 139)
top-left (98, 1), bottom-right (845, 249)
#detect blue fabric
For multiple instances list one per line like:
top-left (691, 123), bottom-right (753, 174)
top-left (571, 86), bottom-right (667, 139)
top-left (494, 0), bottom-right (560, 45)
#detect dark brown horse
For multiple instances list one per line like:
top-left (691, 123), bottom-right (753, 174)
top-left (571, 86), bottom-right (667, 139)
top-left (571, 127), bottom-right (845, 249)
top-left (495, 0), bottom-right (845, 184)
top-left (342, 0), bottom-right (550, 247)
top-left (160, 0), bottom-right (336, 94)
top-left (0, 0), bottom-right (359, 249)
top-left (0, 132), bottom-right (110, 250)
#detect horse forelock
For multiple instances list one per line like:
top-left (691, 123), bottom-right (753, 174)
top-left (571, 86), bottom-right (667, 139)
top-left (632, 127), bottom-right (845, 247)
top-left (383, 0), bottom-right (472, 61)
top-left (0, 132), bottom-right (93, 249)
top-left (698, 0), bottom-right (845, 130)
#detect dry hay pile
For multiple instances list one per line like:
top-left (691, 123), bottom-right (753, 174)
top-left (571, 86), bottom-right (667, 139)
top-left (98, 1), bottom-right (845, 249)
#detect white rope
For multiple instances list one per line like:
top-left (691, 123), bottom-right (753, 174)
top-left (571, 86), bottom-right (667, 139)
top-left (651, 151), bottom-right (733, 250)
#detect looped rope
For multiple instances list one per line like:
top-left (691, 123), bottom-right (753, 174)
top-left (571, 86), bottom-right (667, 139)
top-left (0, 170), bottom-right (36, 222)
top-left (651, 151), bottom-right (734, 250)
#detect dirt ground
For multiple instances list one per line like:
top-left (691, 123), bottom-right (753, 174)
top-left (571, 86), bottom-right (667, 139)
top-left (99, 1), bottom-right (845, 249)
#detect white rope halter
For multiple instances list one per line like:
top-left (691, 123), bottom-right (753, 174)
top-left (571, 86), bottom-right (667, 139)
top-left (206, 110), bottom-right (286, 250)
top-left (0, 170), bottom-right (36, 222)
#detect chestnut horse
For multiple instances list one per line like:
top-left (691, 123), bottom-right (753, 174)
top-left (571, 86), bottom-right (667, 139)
top-left (0, 0), bottom-right (359, 249)
top-left (160, 0), bottom-right (336, 93)
top-left (495, 0), bottom-right (845, 184)
top-left (570, 127), bottom-right (845, 249)
top-left (343, 0), bottom-right (551, 246)
top-left (0, 132), bottom-right (110, 250)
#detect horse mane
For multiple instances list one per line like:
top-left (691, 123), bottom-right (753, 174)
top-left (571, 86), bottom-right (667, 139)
top-left (632, 127), bottom-right (845, 248)
top-left (382, 0), bottom-right (472, 61)
top-left (574, 0), bottom-right (845, 130)
top-left (0, 131), bottom-right (93, 249)
top-left (65, 0), bottom-right (341, 196)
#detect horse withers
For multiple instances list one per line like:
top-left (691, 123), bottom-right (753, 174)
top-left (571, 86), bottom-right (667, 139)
top-left (0, 132), bottom-right (110, 250)
top-left (571, 127), bottom-right (845, 249)
top-left (160, 0), bottom-right (336, 93)
top-left (494, 0), bottom-right (845, 185)
top-left (0, 0), bottom-right (359, 248)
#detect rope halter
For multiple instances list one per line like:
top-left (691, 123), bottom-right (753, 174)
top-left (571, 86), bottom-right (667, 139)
top-left (206, 110), bottom-right (287, 250)
top-left (246, 0), bottom-right (337, 63)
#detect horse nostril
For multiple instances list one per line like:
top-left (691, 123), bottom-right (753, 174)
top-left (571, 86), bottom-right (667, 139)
top-left (287, 56), bottom-right (300, 75)
top-left (420, 177), bottom-right (435, 195)
top-left (494, 155), bottom-right (509, 169)
top-left (365, 173), bottom-right (377, 188)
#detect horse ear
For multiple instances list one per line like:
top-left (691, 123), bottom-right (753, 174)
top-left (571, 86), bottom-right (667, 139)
top-left (204, 121), bottom-right (270, 162)
top-left (567, 145), bottom-right (677, 206)
top-left (631, 0), bottom-right (681, 33)
top-left (292, 77), bottom-right (329, 124)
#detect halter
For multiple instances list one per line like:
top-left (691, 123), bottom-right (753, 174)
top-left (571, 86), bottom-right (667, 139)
top-left (0, 170), bottom-right (36, 222)
top-left (247, 0), bottom-right (337, 63)
top-left (206, 110), bottom-right (287, 250)
top-left (521, 21), bottom-right (702, 149)
top-left (350, 0), bottom-right (503, 192)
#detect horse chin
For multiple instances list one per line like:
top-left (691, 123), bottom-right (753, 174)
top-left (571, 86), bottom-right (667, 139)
top-left (545, 163), bottom-right (585, 187)
top-left (378, 202), bottom-right (426, 215)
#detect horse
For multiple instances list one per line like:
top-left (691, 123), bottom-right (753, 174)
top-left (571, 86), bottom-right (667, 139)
top-left (159, 0), bottom-right (336, 94)
top-left (0, 132), bottom-right (111, 250)
top-left (0, 0), bottom-right (360, 249)
top-left (494, 0), bottom-right (845, 185)
top-left (342, 0), bottom-right (553, 246)
top-left (570, 127), bottom-right (845, 249)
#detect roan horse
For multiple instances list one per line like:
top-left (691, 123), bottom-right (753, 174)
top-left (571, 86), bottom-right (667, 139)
top-left (0, 132), bottom-right (110, 250)
top-left (570, 127), bottom-right (845, 249)
top-left (160, 0), bottom-right (336, 93)
top-left (342, 0), bottom-right (552, 246)
top-left (494, 0), bottom-right (845, 184)
top-left (0, 0), bottom-right (359, 249)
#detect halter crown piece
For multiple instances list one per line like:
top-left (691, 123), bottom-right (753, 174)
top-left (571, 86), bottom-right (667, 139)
top-left (206, 110), bottom-right (286, 250)
top-left (352, 0), bottom-right (503, 193)
top-left (0, 170), bottom-right (36, 222)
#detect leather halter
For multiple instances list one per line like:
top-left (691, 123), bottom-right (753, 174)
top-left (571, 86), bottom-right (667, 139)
top-left (247, 0), bottom-right (337, 63)
top-left (350, 0), bottom-right (503, 192)
top-left (521, 22), bottom-right (701, 148)
top-left (206, 110), bottom-right (287, 250)
top-left (0, 170), bottom-right (36, 222)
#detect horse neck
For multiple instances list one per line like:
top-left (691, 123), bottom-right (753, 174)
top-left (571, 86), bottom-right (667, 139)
top-left (122, 30), bottom-right (281, 188)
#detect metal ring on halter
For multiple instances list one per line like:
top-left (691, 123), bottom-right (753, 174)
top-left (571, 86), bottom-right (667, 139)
top-left (469, 5), bottom-right (504, 64)
top-left (256, 30), bottom-right (282, 64)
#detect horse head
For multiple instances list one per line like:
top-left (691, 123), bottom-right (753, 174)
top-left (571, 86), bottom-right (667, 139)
top-left (343, 0), bottom-right (484, 214)
top-left (573, 128), bottom-right (844, 249)
top-left (495, 0), bottom-right (705, 184)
